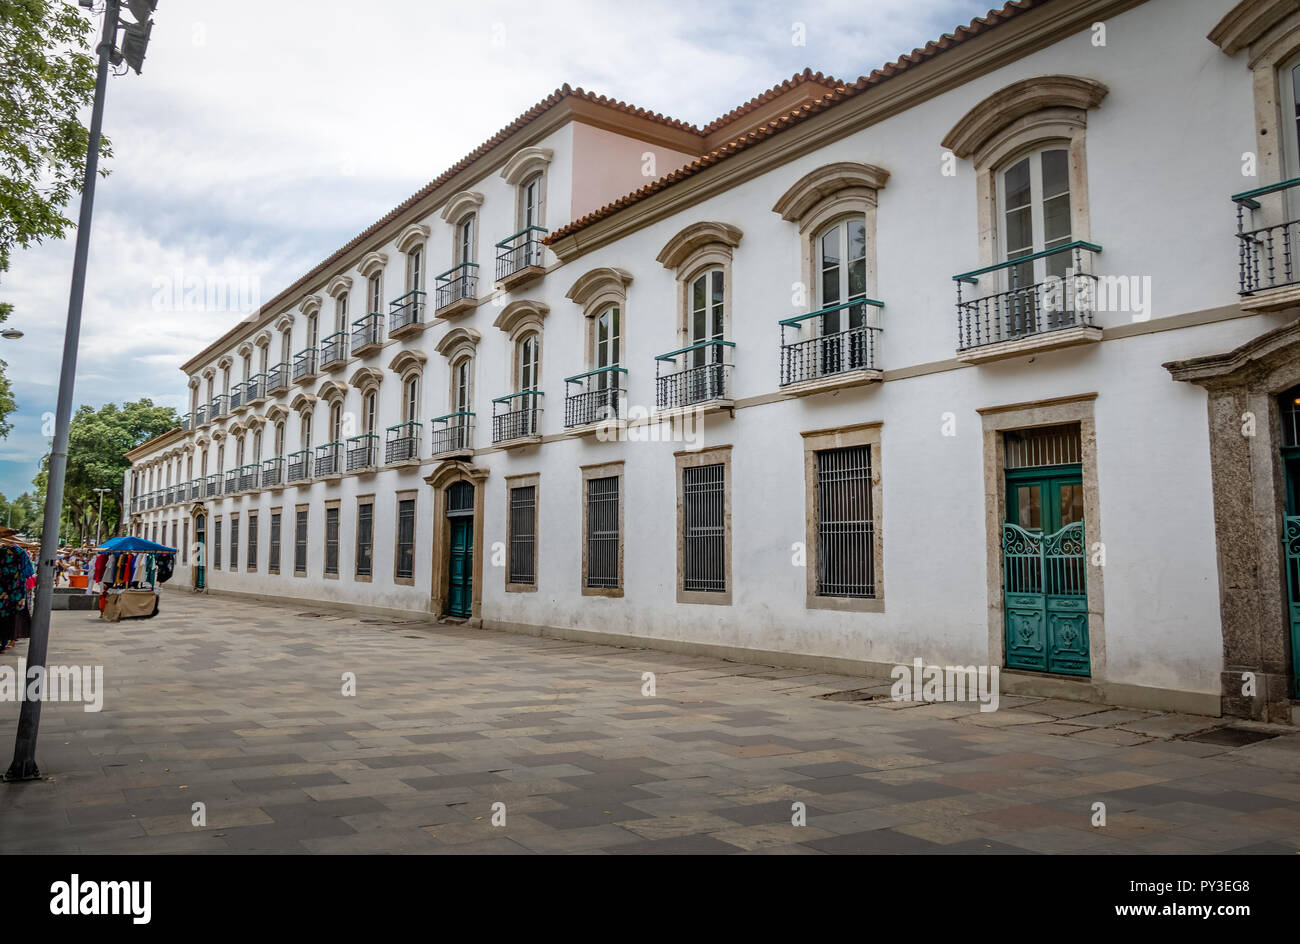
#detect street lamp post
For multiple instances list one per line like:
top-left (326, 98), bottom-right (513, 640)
top-left (6, 0), bottom-right (155, 783)
top-left (94, 487), bottom-right (111, 545)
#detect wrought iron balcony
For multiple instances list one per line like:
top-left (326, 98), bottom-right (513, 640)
top-left (345, 433), bottom-right (378, 470)
top-left (492, 390), bottom-right (543, 443)
top-left (260, 457), bottom-right (282, 488)
top-left (320, 332), bottom-right (347, 369)
top-left (435, 262), bottom-right (477, 314)
top-left (293, 347), bottom-right (317, 381)
top-left (779, 300), bottom-right (883, 388)
top-left (205, 474), bottom-right (220, 498)
top-left (389, 289), bottom-right (426, 335)
top-left (287, 449), bottom-right (310, 482)
top-left (351, 313), bottom-right (383, 355)
top-left (224, 469), bottom-right (239, 493)
top-left (180, 413), bottom-right (191, 432)
top-left (953, 241), bottom-right (1102, 354)
top-left (495, 226), bottom-right (547, 284)
top-left (245, 372), bottom-right (267, 403)
top-left (210, 394), bottom-right (229, 419)
top-left (194, 404), bottom-right (208, 427)
top-left (654, 340), bottom-right (734, 410)
top-left (314, 441), bottom-right (341, 477)
top-left (188, 480), bottom-right (201, 501)
top-left (564, 366), bottom-right (626, 428)
top-left (1234, 178), bottom-right (1300, 296)
top-left (385, 421), bottom-right (419, 463)
top-left (238, 464), bottom-right (257, 491)
top-left (229, 385), bottom-right (243, 410)
top-left (430, 412), bottom-right (473, 457)
top-left (267, 362), bottom-right (290, 393)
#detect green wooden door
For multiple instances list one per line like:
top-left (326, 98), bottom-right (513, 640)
top-left (447, 516), bottom-right (472, 618)
top-left (1003, 466), bottom-right (1089, 676)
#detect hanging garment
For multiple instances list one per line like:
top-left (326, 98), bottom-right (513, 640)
top-left (92, 553), bottom-right (108, 584)
top-left (0, 545), bottom-right (34, 618)
top-left (156, 554), bottom-right (174, 584)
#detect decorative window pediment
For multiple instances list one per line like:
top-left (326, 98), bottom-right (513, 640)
top-left (493, 299), bottom-right (549, 337)
top-left (772, 162), bottom-right (890, 226)
top-left (440, 191), bottom-right (484, 224)
top-left (942, 75), bottom-right (1108, 161)
top-left (275, 314), bottom-right (294, 333)
top-left (656, 222), bottom-right (743, 271)
top-left (265, 405), bottom-right (289, 423)
top-left (501, 146), bottom-right (554, 187)
top-left (289, 392), bottom-right (317, 413)
top-left (216, 355), bottom-right (233, 370)
top-left (566, 267), bottom-right (633, 313)
top-left (349, 366), bottom-right (384, 391)
top-left (253, 331), bottom-right (271, 348)
top-left (326, 275), bottom-right (353, 298)
top-left (317, 380), bottom-right (348, 403)
top-left (298, 294), bottom-right (322, 317)
top-left (389, 350), bottom-right (428, 375)
top-left (359, 252), bottom-right (388, 278)
top-left (1209, 0), bottom-right (1300, 57)
top-left (396, 223), bottom-right (431, 254)
top-left (434, 326), bottom-right (481, 359)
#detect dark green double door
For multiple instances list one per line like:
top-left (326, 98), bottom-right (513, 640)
top-left (447, 515), bottom-right (473, 619)
top-left (1003, 466), bottom-right (1090, 676)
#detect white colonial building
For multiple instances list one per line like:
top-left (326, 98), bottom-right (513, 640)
top-left (126, 0), bottom-right (1300, 722)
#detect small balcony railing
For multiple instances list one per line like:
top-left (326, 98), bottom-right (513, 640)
top-left (245, 373), bottom-right (267, 402)
top-left (779, 300), bottom-right (884, 386)
top-left (261, 457), bottom-right (283, 488)
top-left (495, 226), bottom-right (547, 282)
top-left (954, 241), bottom-right (1102, 352)
top-left (237, 464), bottom-right (256, 491)
top-left (389, 289), bottom-right (426, 333)
top-left (1234, 178), bottom-right (1300, 295)
top-left (287, 449), bottom-right (310, 482)
top-left (293, 347), bottom-right (317, 381)
top-left (435, 262), bottom-right (477, 311)
top-left (654, 340), bottom-right (734, 410)
top-left (351, 313), bottom-right (383, 354)
top-left (430, 412), bottom-right (473, 456)
top-left (564, 367), bottom-right (626, 428)
top-left (385, 421), bottom-right (419, 463)
top-left (180, 413), bottom-right (191, 432)
top-left (492, 390), bottom-right (543, 443)
top-left (267, 362), bottom-right (290, 393)
top-left (188, 480), bottom-right (201, 501)
top-left (320, 332), bottom-right (347, 368)
top-left (229, 385), bottom-right (243, 410)
top-left (210, 394), bottom-right (229, 419)
top-left (194, 404), bottom-right (208, 427)
top-left (345, 433), bottom-right (378, 471)
top-left (224, 469), bottom-right (239, 493)
top-left (314, 441), bottom-right (341, 477)
top-left (205, 474), bottom-right (220, 498)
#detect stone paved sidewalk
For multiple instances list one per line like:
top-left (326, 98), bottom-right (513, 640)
top-left (2, 589), bottom-right (1299, 854)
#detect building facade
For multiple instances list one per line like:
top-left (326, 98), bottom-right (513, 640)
top-left (125, 0), bottom-right (1300, 721)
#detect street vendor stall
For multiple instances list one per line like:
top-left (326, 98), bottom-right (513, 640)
top-left (92, 536), bottom-right (176, 622)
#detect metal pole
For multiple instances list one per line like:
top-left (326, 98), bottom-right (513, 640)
top-left (6, 0), bottom-right (119, 782)
top-left (95, 490), bottom-right (104, 545)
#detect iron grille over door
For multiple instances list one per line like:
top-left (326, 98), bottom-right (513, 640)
top-left (683, 463), bottom-right (725, 592)
top-left (509, 486), bottom-right (536, 585)
top-left (815, 445), bottom-right (873, 598)
top-left (586, 476), bottom-right (619, 588)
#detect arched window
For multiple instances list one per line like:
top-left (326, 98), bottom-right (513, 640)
top-left (816, 216), bottom-right (868, 337)
top-left (520, 173), bottom-right (543, 229)
top-left (330, 401), bottom-right (343, 443)
top-left (274, 421), bottom-right (284, 458)
top-left (253, 429), bottom-right (263, 462)
top-left (241, 353), bottom-right (251, 382)
top-left (280, 329), bottom-right (291, 363)
top-left (368, 272), bottom-right (382, 313)
top-left (201, 448), bottom-right (208, 475)
top-left (456, 215), bottom-right (476, 266)
top-left (407, 246), bottom-right (423, 292)
top-left (364, 390), bottom-right (377, 434)
top-left (998, 146), bottom-right (1072, 285)
top-left (307, 313), bottom-right (319, 349)
top-left (687, 268), bottom-right (725, 371)
top-left (301, 413), bottom-right (312, 449)
top-left (403, 375), bottom-right (420, 423)
top-left (517, 332), bottom-right (539, 392)
top-left (217, 444), bottom-right (225, 472)
top-left (235, 436), bottom-right (245, 467)
top-left (452, 357), bottom-right (472, 416)
top-left (334, 292), bottom-right (348, 333)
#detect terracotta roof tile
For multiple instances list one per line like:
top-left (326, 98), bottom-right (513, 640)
top-left (545, 0), bottom-right (1047, 244)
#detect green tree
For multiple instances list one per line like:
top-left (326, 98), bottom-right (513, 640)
top-left (33, 398), bottom-right (175, 543)
top-left (0, 0), bottom-right (109, 437)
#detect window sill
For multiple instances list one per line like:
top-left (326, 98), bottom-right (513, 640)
top-left (505, 582), bottom-right (537, 593)
top-left (494, 434), bottom-right (542, 451)
top-left (956, 325), bottom-right (1101, 364)
top-left (781, 369), bottom-right (882, 398)
top-left (388, 321), bottom-right (427, 341)
top-left (805, 594), bottom-right (883, 613)
top-left (497, 265), bottom-right (545, 293)
top-left (435, 296), bottom-right (477, 320)
top-left (582, 585), bottom-right (623, 598)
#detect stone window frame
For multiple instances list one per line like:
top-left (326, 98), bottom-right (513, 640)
top-left (322, 498), bottom-right (341, 580)
top-left (581, 460), bottom-right (625, 598)
top-left (359, 252), bottom-right (388, 316)
top-left (246, 511), bottom-right (258, 573)
top-left (354, 492), bottom-right (375, 583)
top-left (393, 488), bottom-right (418, 586)
top-left (268, 505), bottom-right (283, 575)
top-left (505, 472), bottom-right (540, 593)
top-left (435, 327), bottom-right (480, 417)
top-left (566, 267), bottom-right (633, 371)
top-left (977, 393), bottom-right (1105, 680)
top-left (293, 503), bottom-right (309, 577)
top-left (440, 191), bottom-right (484, 268)
top-left (493, 300), bottom-right (548, 395)
top-left (656, 221), bottom-right (742, 350)
top-left (213, 514), bottom-right (222, 570)
top-left (771, 162), bottom-right (889, 323)
top-left (675, 445), bottom-right (732, 606)
top-left (326, 275), bottom-right (353, 335)
top-left (942, 75), bottom-right (1106, 274)
top-left (396, 223), bottom-right (430, 295)
top-left (501, 146), bottom-right (553, 232)
top-left (801, 422), bottom-right (884, 613)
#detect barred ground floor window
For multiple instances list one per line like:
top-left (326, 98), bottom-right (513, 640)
top-left (802, 424), bottom-right (883, 612)
top-left (582, 465), bottom-right (622, 594)
top-left (294, 507), bottom-right (307, 576)
top-left (506, 475), bottom-right (538, 591)
top-left (247, 513), bottom-right (258, 570)
top-left (269, 511), bottom-right (281, 573)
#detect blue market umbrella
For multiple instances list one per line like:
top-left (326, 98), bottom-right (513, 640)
top-left (95, 536), bottom-right (176, 554)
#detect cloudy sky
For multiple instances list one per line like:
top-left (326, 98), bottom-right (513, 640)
top-left (0, 0), bottom-right (995, 498)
